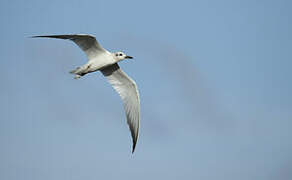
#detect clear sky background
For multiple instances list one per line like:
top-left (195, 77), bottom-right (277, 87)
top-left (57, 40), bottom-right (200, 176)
top-left (0, 0), bottom-right (291, 179)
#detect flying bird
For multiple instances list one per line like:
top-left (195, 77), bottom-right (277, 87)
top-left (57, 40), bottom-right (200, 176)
top-left (32, 34), bottom-right (140, 153)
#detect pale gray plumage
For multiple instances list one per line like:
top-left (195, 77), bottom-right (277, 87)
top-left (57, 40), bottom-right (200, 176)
top-left (31, 34), bottom-right (107, 59)
top-left (101, 64), bottom-right (140, 153)
top-left (31, 34), bottom-right (140, 153)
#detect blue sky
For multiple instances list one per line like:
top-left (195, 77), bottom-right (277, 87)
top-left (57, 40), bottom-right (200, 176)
top-left (0, 0), bottom-right (291, 179)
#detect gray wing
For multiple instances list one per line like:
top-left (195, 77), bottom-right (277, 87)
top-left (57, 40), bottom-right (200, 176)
top-left (101, 64), bottom-right (140, 153)
top-left (31, 34), bottom-right (107, 60)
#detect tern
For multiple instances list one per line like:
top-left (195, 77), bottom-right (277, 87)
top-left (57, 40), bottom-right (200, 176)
top-left (32, 34), bottom-right (140, 153)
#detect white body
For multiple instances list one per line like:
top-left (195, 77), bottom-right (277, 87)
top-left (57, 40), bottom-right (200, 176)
top-left (85, 51), bottom-right (115, 73)
top-left (32, 34), bottom-right (140, 153)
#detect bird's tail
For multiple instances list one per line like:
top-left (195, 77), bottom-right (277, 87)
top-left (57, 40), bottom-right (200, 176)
top-left (69, 67), bottom-right (80, 74)
top-left (69, 67), bottom-right (84, 79)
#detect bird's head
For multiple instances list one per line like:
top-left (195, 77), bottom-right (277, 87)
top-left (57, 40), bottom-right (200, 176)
top-left (113, 51), bottom-right (133, 62)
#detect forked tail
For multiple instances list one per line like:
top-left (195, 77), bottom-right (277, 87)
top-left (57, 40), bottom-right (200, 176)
top-left (69, 67), bottom-right (80, 74)
top-left (69, 67), bottom-right (84, 79)
top-left (69, 64), bottom-right (91, 79)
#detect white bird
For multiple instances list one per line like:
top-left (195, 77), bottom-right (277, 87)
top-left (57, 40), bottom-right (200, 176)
top-left (32, 34), bottom-right (140, 153)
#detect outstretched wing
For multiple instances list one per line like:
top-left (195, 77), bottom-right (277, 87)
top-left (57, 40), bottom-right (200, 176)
top-left (31, 34), bottom-right (108, 60)
top-left (101, 63), bottom-right (140, 153)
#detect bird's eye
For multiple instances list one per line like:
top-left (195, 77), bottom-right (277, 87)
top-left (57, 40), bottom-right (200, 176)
top-left (116, 54), bottom-right (119, 56)
top-left (119, 53), bottom-right (123, 56)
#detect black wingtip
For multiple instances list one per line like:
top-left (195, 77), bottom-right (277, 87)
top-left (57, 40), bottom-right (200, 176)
top-left (30, 35), bottom-right (51, 39)
top-left (132, 143), bottom-right (136, 154)
top-left (29, 35), bottom-right (49, 38)
top-left (131, 133), bottom-right (139, 154)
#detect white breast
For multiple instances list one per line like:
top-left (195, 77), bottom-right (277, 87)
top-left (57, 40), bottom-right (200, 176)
top-left (89, 52), bottom-right (116, 71)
